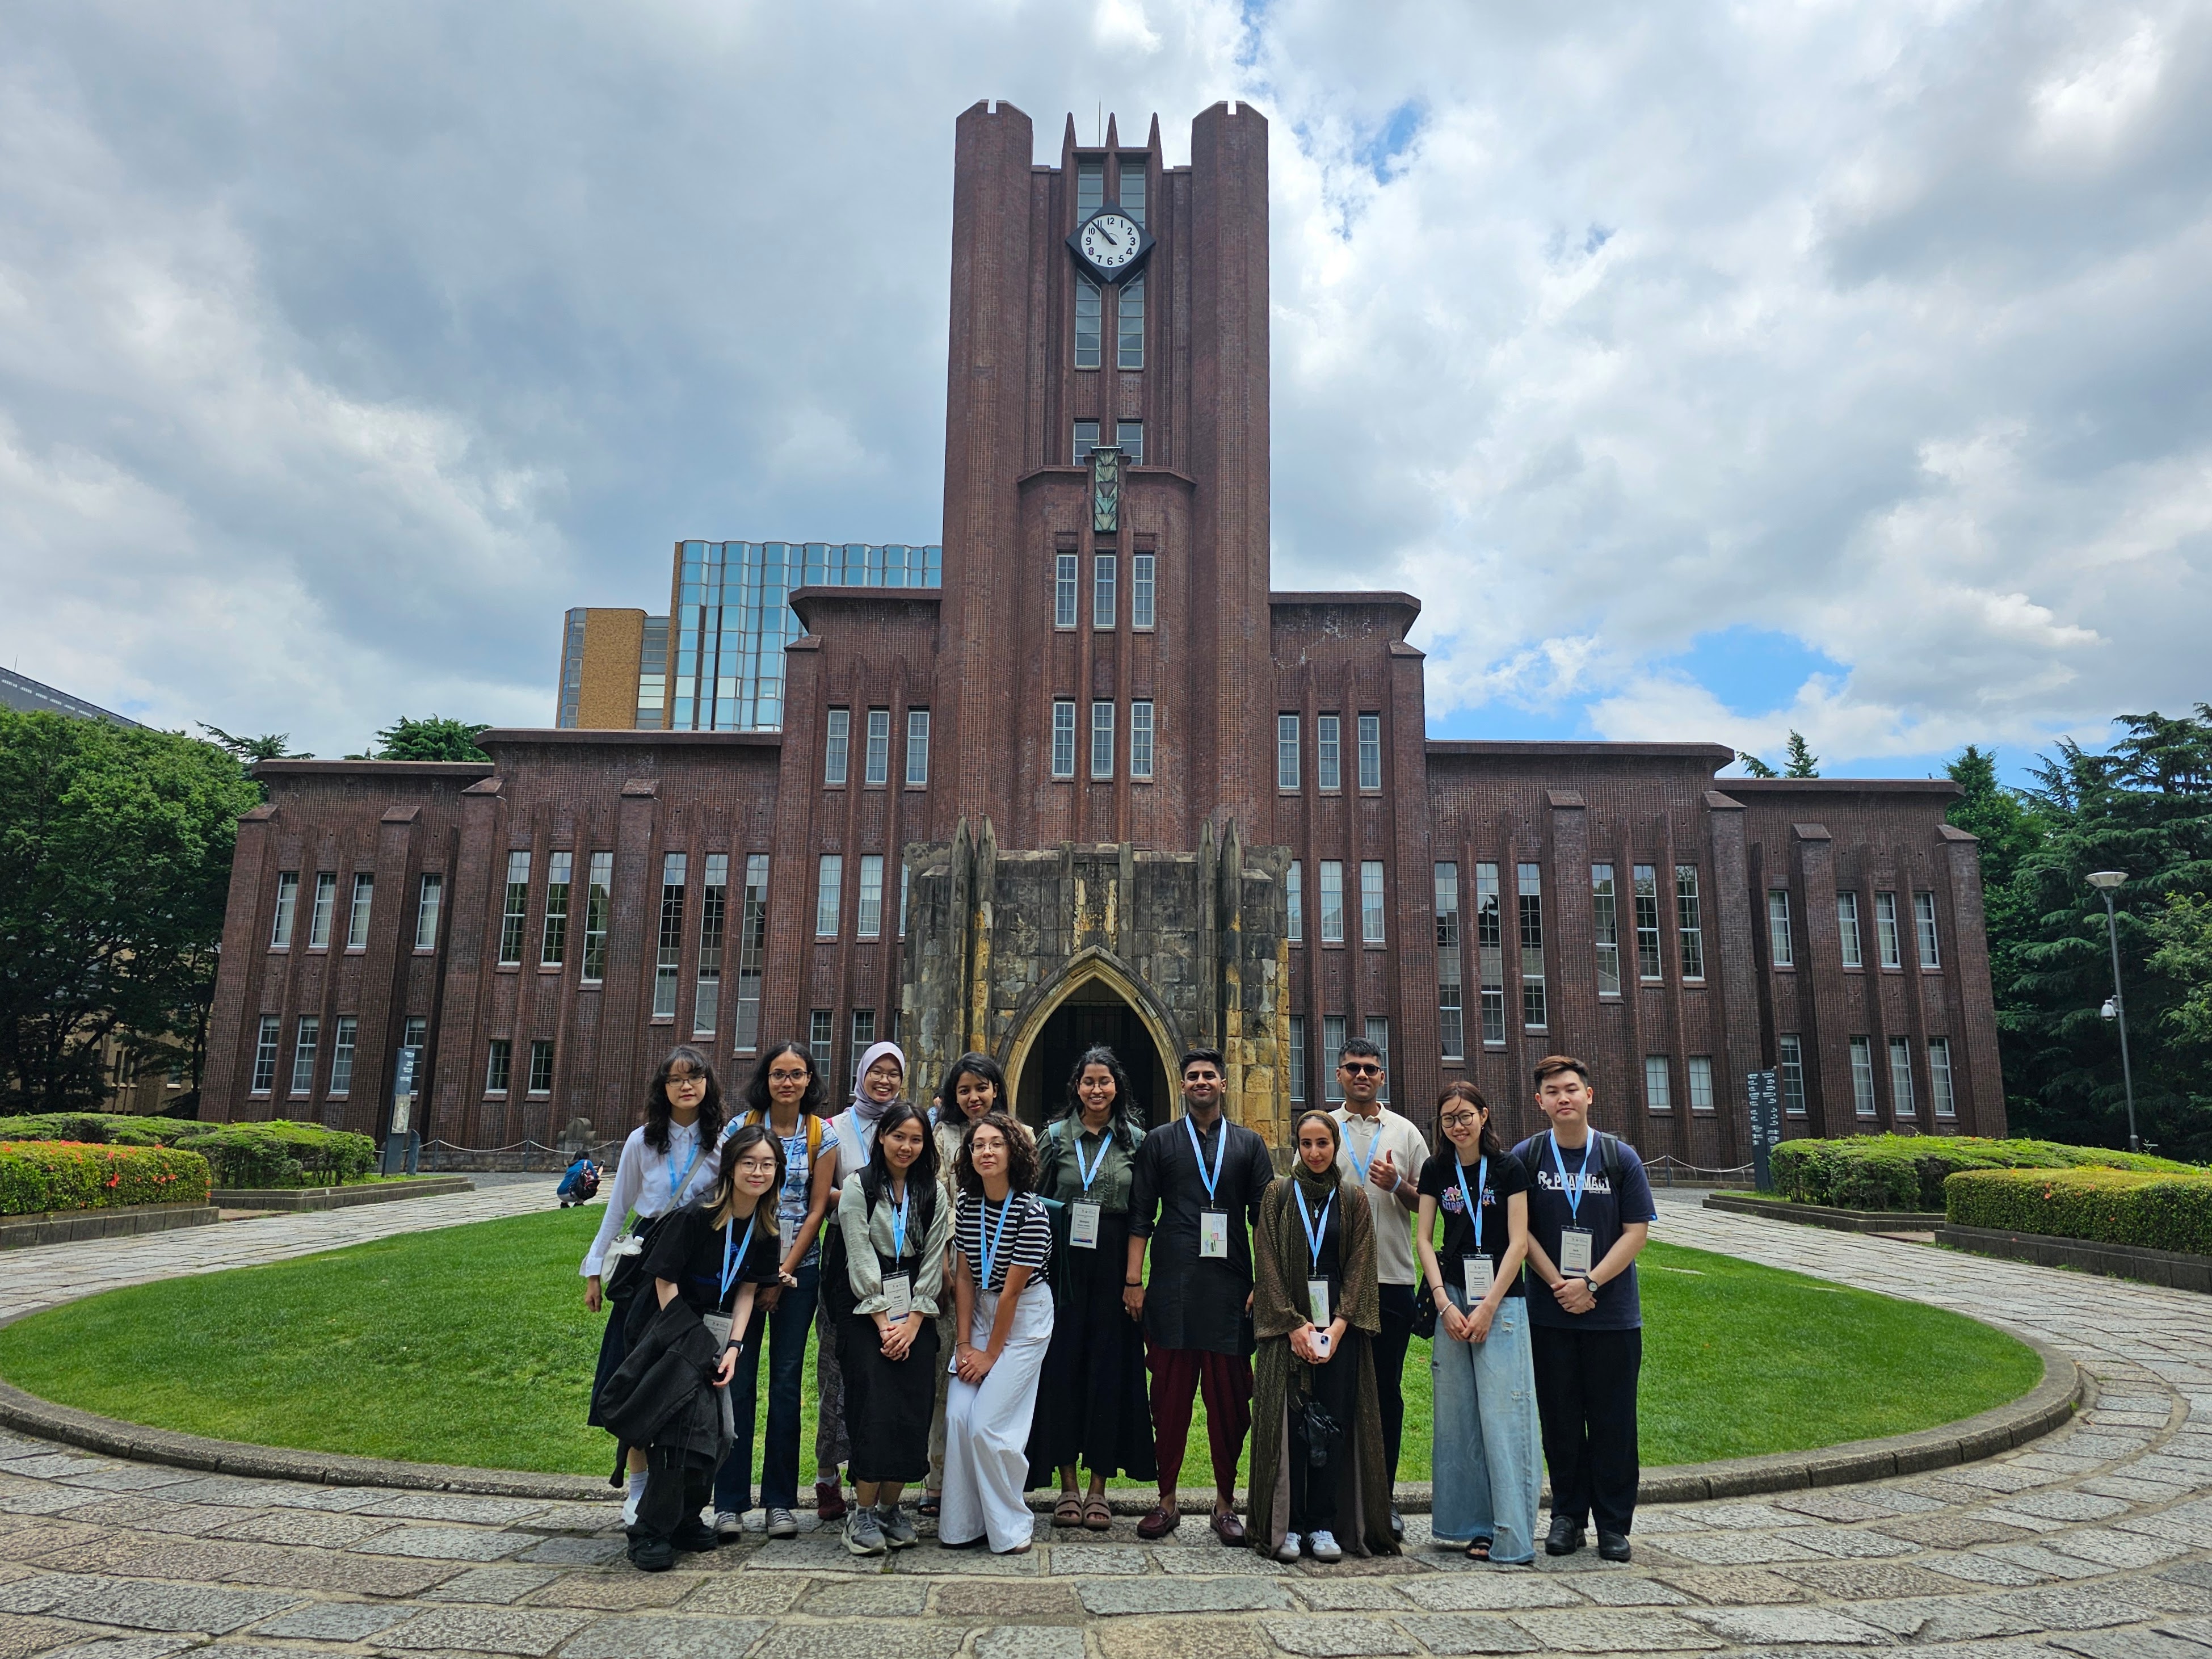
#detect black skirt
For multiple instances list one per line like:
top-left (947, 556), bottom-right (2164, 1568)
top-left (1025, 1209), bottom-right (1157, 1484)
top-left (838, 1304), bottom-right (941, 1484)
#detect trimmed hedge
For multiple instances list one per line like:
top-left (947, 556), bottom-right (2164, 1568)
top-left (1945, 1167), bottom-right (2212, 1257)
top-left (1771, 1135), bottom-right (2201, 1212)
top-left (173, 1122), bottom-right (378, 1189)
top-left (0, 1114), bottom-right (201, 1148)
top-left (0, 1141), bottom-right (213, 1216)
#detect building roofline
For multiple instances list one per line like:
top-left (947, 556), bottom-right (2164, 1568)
top-left (251, 759), bottom-right (497, 779)
top-left (1425, 740), bottom-right (1735, 764)
top-left (1271, 590), bottom-right (1422, 616)
top-left (0, 667), bottom-right (143, 728)
top-left (789, 585), bottom-right (944, 633)
top-left (480, 728), bottom-right (783, 749)
top-left (1724, 777), bottom-right (1962, 797)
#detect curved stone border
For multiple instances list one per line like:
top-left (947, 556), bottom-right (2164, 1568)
top-left (0, 1304), bottom-right (2080, 1510)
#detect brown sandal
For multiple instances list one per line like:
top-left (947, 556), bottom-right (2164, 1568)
top-left (1053, 1494), bottom-right (1084, 1527)
top-left (1083, 1496), bottom-right (1113, 1531)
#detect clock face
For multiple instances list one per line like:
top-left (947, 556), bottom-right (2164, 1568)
top-left (1078, 212), bottom-right (1143, 271)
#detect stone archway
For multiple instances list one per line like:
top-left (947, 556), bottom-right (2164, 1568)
top-left (1003, 951), bottom-right (1183, 1134)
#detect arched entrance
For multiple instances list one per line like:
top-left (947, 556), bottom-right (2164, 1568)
top-left (1004, 955), bottom-right (1181, 1134)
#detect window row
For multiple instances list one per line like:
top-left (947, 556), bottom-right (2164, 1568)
top-left (1049, 698), bottom-right (1156, 780)
top-left (808, 1006), bottom-right (902, 1097)
top-left (813, 853), bottom-right (911, 944)
top-left (268, 870), bottom-right (382, 951)
top-left (483, 1036), bottom-right (558, 1097)
top-left (1054, 551), bottom-right (1155, 630)
top-left (1285, 859), bottom-right (1389, 948)
top-left (1796, 889), bottom-right (1942, 972)
top-left (1276, 713), bottom-right (1384, 793)
top-left (1429, 861), bottom-right (1550, 1055)
top-left (1072, 421), bottom-right (1143, 467)
top-left (1283, 1014), bottom-right (1391, 1107)
top-left (249, 1011), bottom-right (429, 1097)
top-left (823, 707), bottom-right (930, 789)
top-left (1073, 275), bottom-right (1145, 371)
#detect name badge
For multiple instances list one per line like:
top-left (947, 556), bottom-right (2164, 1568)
top-left (1306, 1277), bottom-right (1332, 1328)
top-left (882, 1271), bottom-right (912, 1321)
top-left (1199, 1209), bottom-right (1229, 1259)
top-left (1559, 1227), bottom-right (1595, 1276)
top-left (1462, 1254), bottom-right (1494, 1300)
top-left (1069, 1200), bottom-right (1101, 1249)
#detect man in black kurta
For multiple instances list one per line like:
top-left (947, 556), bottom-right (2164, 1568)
top-left (1124, 1047), bottom-right (1275, 1544)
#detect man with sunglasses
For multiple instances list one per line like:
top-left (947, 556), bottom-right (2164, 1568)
top-left (1328, 1036), bottom-right (1429, 1540)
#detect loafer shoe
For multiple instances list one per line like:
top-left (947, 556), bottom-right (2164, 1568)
top-left (1596, 1530), bottom-right (1631, 1562)
top-left (1136, 1505), bottom-right (1179, 1541)
top-left (1210, 1509), bottom-right (1247, 1547)
top-left (1544, 1515), bottom-right (1586, 1556)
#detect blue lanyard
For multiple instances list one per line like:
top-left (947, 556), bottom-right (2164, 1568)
top-left (1342, 1114), bottom-right (1380, 1183)
top-left (1296, 1186), bottom-right (1334, 1269)
top-left (1073, 1128), bottom-right (1109, 1195)
top-left (1454, 1156), bottom-right (1488, 1254)
top-left (667, 1139), bottom-right (703, 1208)
top-left (1184, 1114), bottom-right (1227, 1204)
top-left (719, 1211), bottom-right (757, 1301)
top-left (889, 1185), bottom-right (910, 1259)
top-left (977, 1194), bottom-right (1016, 1290)
top-left (1549, 1133), bottom-right (1587, 1224)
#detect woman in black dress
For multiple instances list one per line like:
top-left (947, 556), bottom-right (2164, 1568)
top-left (1027, 1044), bottom-right (1155, 1529)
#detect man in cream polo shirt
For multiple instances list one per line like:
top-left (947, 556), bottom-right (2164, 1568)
top-left (1330, 1035), bottom-right (1429, 1541)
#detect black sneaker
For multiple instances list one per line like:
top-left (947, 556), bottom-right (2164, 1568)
top-left (1596, 1530), bottom-right (1631, 1562)
top-left (628, 1536), bottom-right (674, 1573)
top-left (671, 1521), bottom-right (720, 1553)
top-left (1544, 1515), bottom-right (1586, 1556)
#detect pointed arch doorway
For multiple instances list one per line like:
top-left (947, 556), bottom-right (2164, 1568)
top-left (1004, 956), bottom-right (1181, 1134)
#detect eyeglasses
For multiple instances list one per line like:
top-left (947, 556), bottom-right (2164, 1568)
top-left (667, 1071), bottom-right (704, 1085)
top-left (1340, 1062), bottom-right (1382, 1077)
top-left (1440, 1111), bottom-right (1480, 1128)
top-left (767, 1069), bottom-right (810, 1083)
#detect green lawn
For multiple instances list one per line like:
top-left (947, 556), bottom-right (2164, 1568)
top-left (0, 1210), bottom-right (2041, 1480)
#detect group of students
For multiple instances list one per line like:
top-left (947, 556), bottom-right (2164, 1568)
top-left (582, 1035), bottom-right (1658, 1573)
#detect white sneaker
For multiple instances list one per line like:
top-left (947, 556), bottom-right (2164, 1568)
top-left (715, 1509), bottom-right (743, 1539)
top-left (1309, 1529), bottom-right (1342, 1563)
top-left (1276, 1531), bottom-right (1302, 1563)
top-left (621, 1482), bottom-right (645, 1528)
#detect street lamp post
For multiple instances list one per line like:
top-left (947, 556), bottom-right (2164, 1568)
top-left (2085, 871), bottom-right (2139, 1153)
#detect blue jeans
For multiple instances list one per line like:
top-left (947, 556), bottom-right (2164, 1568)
top-left (714, 1259), bottom-right (819, 1515)
top-left (1429, 1291), bottom-right (1542, 1563)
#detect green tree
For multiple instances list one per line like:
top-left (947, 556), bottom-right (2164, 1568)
top-left (2147, 892), bottom-right (2212, 1056)
top-left (369, 716), bottom-right (491, 763)
top-left (0, 712), bottom-right (260, 1111)
top-left (1781, 730), bottom-right (1820, 778)
top-left (1736, 750), bottom-right (1778, 778)
top-left (1945, 744), bottom-right (2043, 896)
top-left (199, 725), bottom-right (308, 763)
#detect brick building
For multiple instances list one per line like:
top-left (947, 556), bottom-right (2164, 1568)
top-left (201, 102), bottom-right (2005, 1159)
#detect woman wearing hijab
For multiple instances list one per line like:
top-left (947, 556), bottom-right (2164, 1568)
top-left (1248, 1109), bottom-right (1396, 1563)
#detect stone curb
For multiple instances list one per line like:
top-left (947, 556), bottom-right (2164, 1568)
top-left (209, 1177), bottom-right (477, 1212)
top-left (0, 1307), bottom-right (2080, 1509)
top-left (1702, 1192), bottom-right (1948, 1234)
top-left (1937, 1224), bottom-right (2212, 1294)
top-left (0, 1205), bottom-right (221, 1252)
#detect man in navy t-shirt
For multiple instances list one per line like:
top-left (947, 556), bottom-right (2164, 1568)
top-left (1510, 1054), bottom-right (1656, 1563)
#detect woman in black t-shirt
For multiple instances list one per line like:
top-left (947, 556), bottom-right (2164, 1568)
top-left (1415, 1082), bottom-right (1541, 1565)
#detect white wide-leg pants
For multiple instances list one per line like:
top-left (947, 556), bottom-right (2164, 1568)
top-left (940, 1282), bottom-right (1054, 1552)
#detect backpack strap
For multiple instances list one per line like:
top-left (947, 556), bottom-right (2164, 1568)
top-left (1597, 1131), bottom-right (1620, 1185)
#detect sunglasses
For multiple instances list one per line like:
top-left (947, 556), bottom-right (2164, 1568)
top-left (1339, 1062), bottom-right (1382, 1077)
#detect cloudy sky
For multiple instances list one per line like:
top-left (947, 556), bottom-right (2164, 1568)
top-left (2, 1), bottom-right (2206, 778)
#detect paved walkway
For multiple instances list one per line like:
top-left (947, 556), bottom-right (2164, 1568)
top-left (0, 1188), bottom-right (2206, 1657)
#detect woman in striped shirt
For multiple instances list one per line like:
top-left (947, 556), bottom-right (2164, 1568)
top-left (940, 1111), bottom-right (1056, 1554)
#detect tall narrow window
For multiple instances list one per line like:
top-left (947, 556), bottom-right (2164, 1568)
top-left (815, 855), bottom-right (843, 938)
top-left (906, 710), bottom-right (931, 787)
top-left (1116, 419), bottom-right (1143, 464)
top-left (1288, 862), bottom-right (1303, 944)
top-left (1839, 892), bottom-right (1864, 968)
top-left (1322, 1014), bottom-right (1347, 1103)
top-left (1091, 700), bottom-right (1115, 779)
top-left (1889, 1036), bottom-right (1916, 1116)
top-left (1779, 1035), bottom-right (1808, 1116)
top-left (414, 872), bottom-right (442, 951)
top-left (809, 1009), bottom-right (834, 1073)
top-left (271, 872), bottom-right (299, 948)
top-left (1052, 702), bottom-right (1076, 778)
top-left (541, 852), bottom-right (572, 967)
top-left (1914, 891), bottom-right (1941, 968)
top-left (1688, 1055), bottom-right (1716, 1112)
top-left (1519, 863), bottom-right (1548, 1030)
top-left (1094, 554), bottom-right (1116, 628)
top-left (1365, 1017), bottom-right (1391, 1103)
top-left (734, 855), bottom-right (769, 1052)
top-left (251, 1015), bottom-right (280, 1093)
top-left (1277, 715), bottom-right (1300, 791)
top-left (1476, 863), bottom-right (1505, 1045)
top-left (582, 853), bottom-right (612, 982)
top-left (291, 1015), bottom-right (320, 1095)
top-left (864, 709), bottom-right (890, 786)
top-left (1644, 1055), bottom-right (1671, 1112)
top-left (498, 852), bottom-right (531, 966)
top-left (1436, 863), bottom-right (1464, 1060)
top-left (308, 872), bottom-right (338, 949)
top-left (857, 855), bottom-right (885, 939)
top-left (1074, 275), bottom-right (1102, 368)
top-left (1132, 553), bottom-right (1155, 628)
top-left (848, 1010), bottom-right (876, 1090)
top-left (1288, 1015), bottom-right (1306, 1103)
top-left (1592, 864), bottom-right (1621, 996)
top-left (1929, 1038), bottom-right (1956, 1118)
top-left (1072, 420), bottom-right (1099, 463)
top-left (1317, 715), bottom-right (1341, 791)
top-left (694, 854), bottom-right (727, 1037)
top-left (1360, 861), bottom-right (1386, 944)
top-left (1319, 861), bottom-right (1345, 944)
top-left (1849, 1036), bottom-right (1877, 1116)
top-left (347, 873), bottom-right (375, 948)
top-left (1078, 156), bottom-right (1105, 213)
top-left (1767, 889), bottom-right (1793, 968)
top-left (485, 1039), bottom-right (512, 1096)
top-left (1675, 864), bottom-right (1705, 980)
top-left (529, 1040), bottom-right (555, 1095)
top-left (824, 709), bottom-right (851, 786)
top-left (1633, 866), bottom-right (1662, 980)
top-left (1117, 275), bottom-right (1144, 369)
top-left (653, 852), bottom-right (687, 1020)
top-left (330, 1016), bottom-right (358, 1095)
top-left (1357, 715), bottom-right (1381, 791)
top-left (403, 1015), bottom-right (427, 1052)
top-left (1875, 891), bottom-right (1902, 968)
top-left (1129, 702), bottom-right (1154, 779)
top-left (1055, 553), bottom-right (1079, 627)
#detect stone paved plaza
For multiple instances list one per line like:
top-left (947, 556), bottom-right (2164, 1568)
top-left (0, 1188), bottom-right (2206, 1657)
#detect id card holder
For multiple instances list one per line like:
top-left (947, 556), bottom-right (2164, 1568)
top-left (1306, 1277), bottom-right (1332, 1328)
top-left (1559, 1227), bottom-right (1595, 1276)
top-left (882, 1272), bottom-right (912, 1321)
top-left (1199, 1209), bottom-right (1229, 1260)
top-left (1462, 1254), bottom-right (1494, 1300)
top-left (1070, 1200), bottom-right (1101, 1249)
